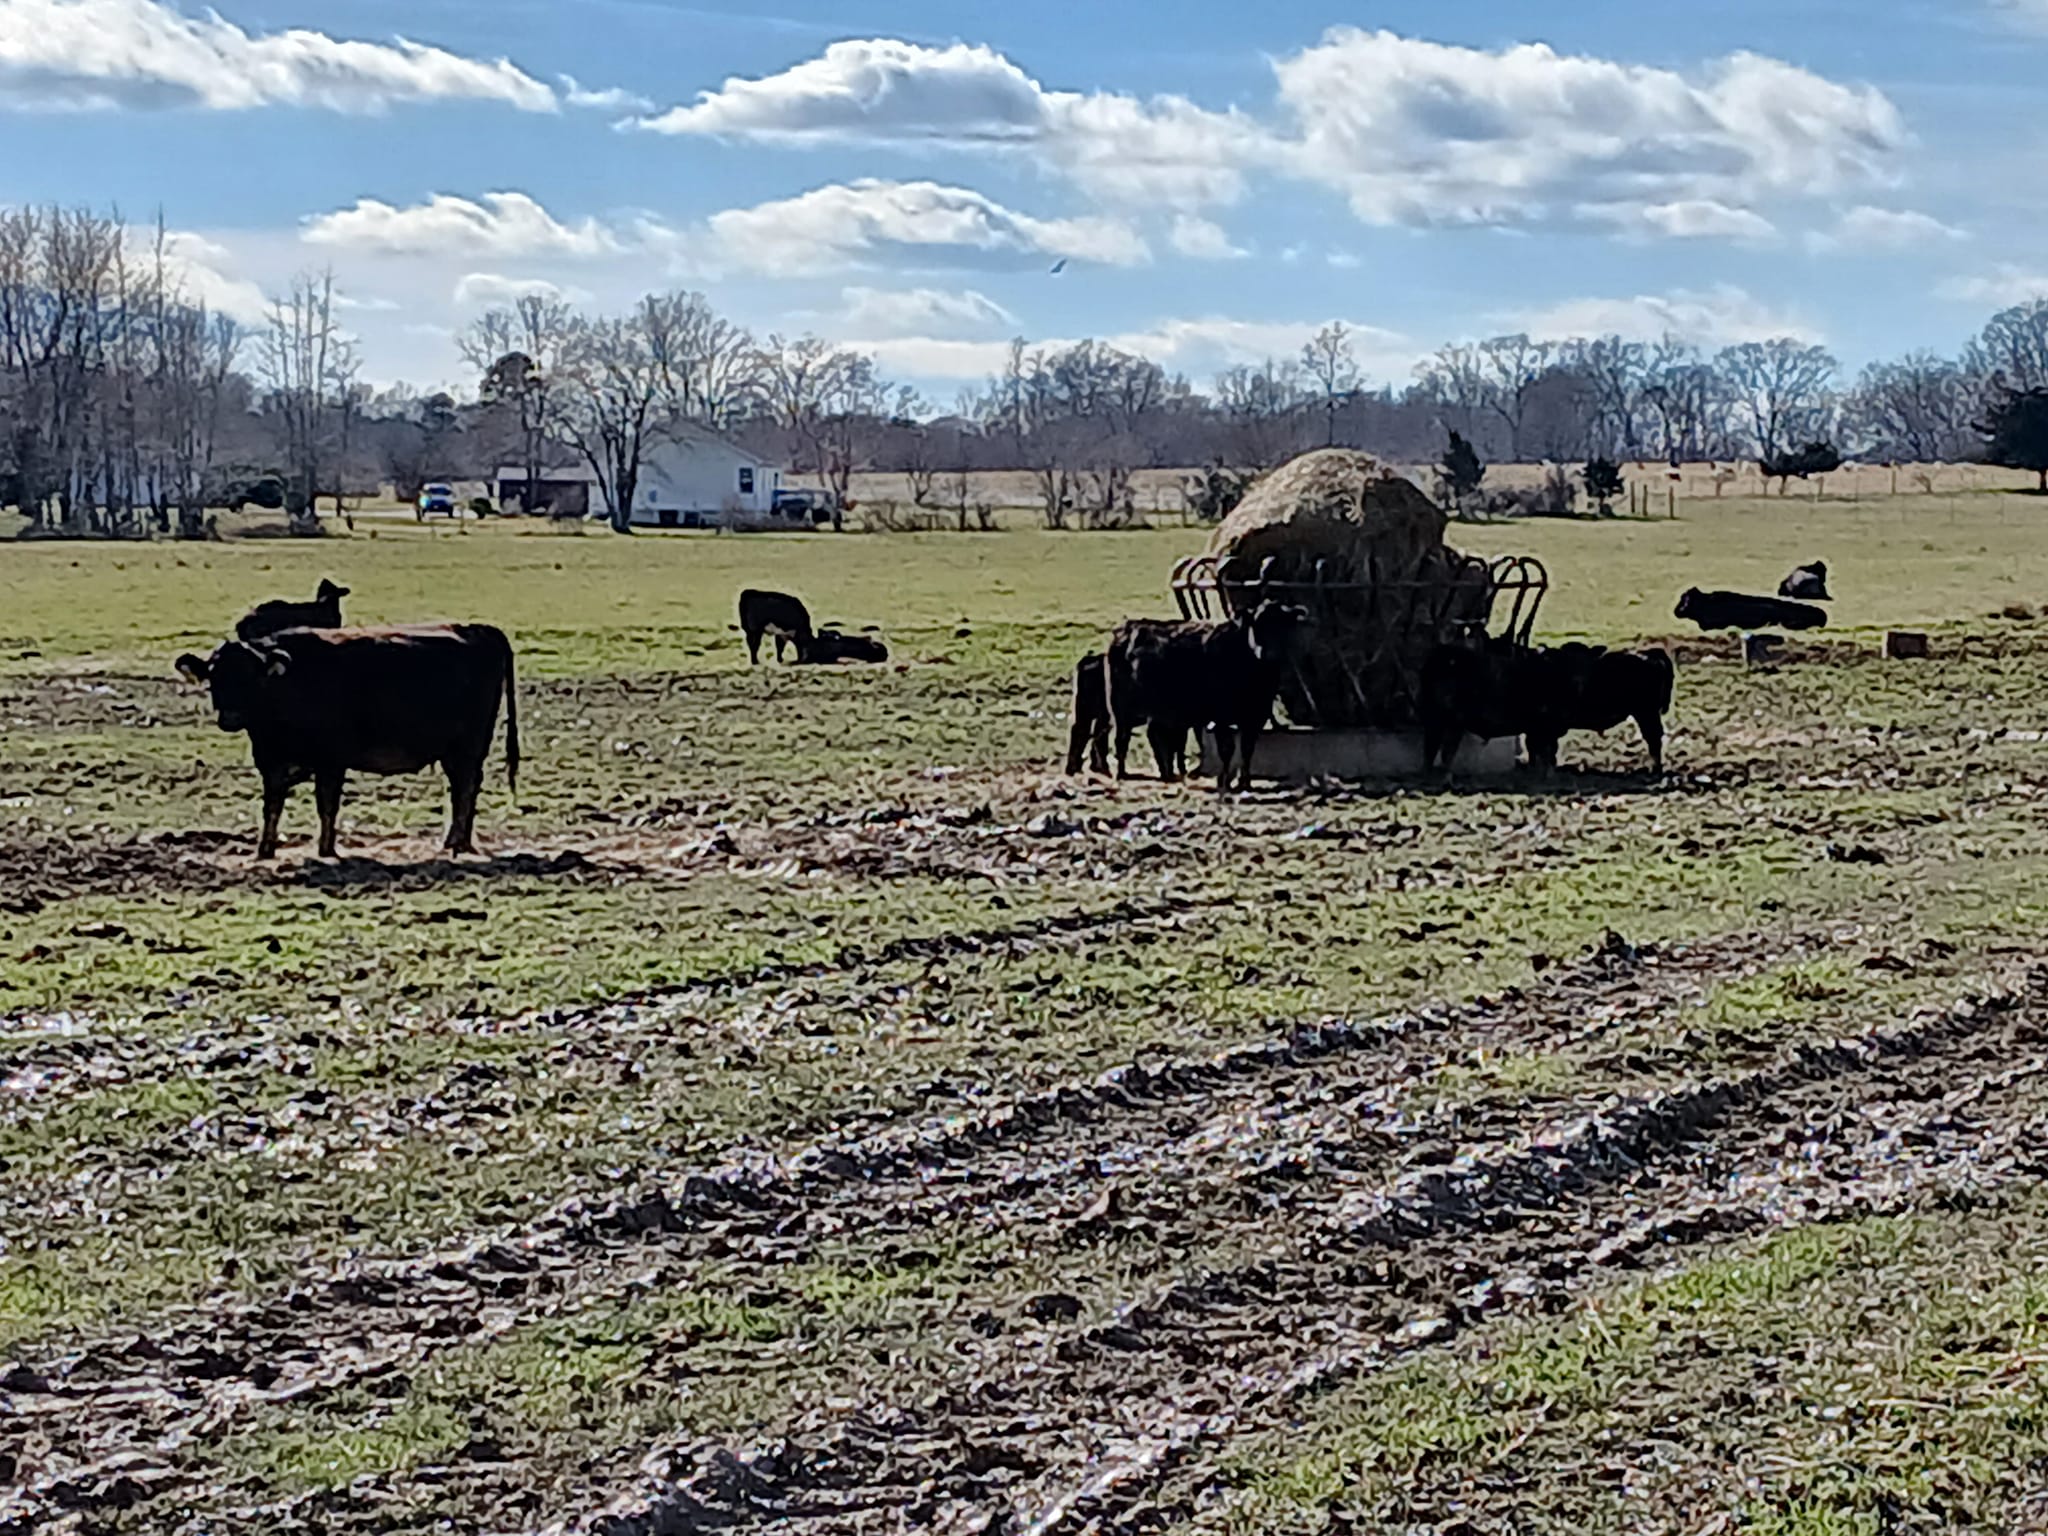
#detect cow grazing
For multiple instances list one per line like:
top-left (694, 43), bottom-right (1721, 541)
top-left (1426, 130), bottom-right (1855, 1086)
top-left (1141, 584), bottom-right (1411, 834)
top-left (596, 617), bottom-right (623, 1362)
top-left (1107, 603), bottom-right (1308, 792)
top-left (1674, 588), bottom-right (1826, 633)
top-left (1778, 561), bottom-right (1830, 601)
top-left (175, 625), bottom-right (518, 860)
top-left (801, 628), bottom-right (889, 665)
top-left (1422, 638), bottom-right (1674, 776)
top-left (236, 578), bottom-right (348, 642)
top-left (738, 588), bottom-right (813, 665)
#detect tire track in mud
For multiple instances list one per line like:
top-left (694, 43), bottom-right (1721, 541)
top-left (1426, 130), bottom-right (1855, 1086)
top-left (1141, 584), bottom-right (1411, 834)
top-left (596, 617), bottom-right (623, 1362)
top-left (527, 972), bottom-right (2048, 1536)
top-left (1, 924), bottom-right (1835, 1529)
top-left (0, 890), bottom-right (1232, 1125)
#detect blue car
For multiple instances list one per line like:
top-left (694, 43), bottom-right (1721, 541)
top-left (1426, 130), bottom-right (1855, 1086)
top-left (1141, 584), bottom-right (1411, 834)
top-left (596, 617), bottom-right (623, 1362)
top-left (416, 483), bottom-right (458, 520)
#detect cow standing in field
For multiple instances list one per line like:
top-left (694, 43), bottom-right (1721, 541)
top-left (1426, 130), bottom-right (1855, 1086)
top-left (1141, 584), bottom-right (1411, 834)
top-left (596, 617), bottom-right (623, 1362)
top-left (1066, 649), bottom-right (1188, 778)
top-left (738, 589), bottom-right (814, 665)
top-left (175, 625), bottom-right (519, 860)
top-left (1107, 603), bottom-right (1308, 792)
top-left (236, 578), bottom-right (348, 642)
top-left (1674, 588), bottom-right (1827, 633)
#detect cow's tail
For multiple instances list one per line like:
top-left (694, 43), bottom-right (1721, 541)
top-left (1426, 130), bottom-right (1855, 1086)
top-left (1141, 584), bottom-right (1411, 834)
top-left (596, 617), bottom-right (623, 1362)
top-left (501, 634), bottom-right (521, 797)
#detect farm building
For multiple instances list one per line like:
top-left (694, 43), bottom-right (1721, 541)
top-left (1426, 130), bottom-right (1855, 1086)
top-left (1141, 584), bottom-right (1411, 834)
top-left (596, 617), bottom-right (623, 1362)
top-left (633, 427), bottom-right (786, 528)
top-left (495, 429), bottom-right (790, 527)
top-left (493, 464), bottom-right (597, 518)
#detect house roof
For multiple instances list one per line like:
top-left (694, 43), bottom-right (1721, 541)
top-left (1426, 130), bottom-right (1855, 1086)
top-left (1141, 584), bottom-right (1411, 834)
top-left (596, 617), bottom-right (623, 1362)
top-left (494, 464), bottom-right (600, 483)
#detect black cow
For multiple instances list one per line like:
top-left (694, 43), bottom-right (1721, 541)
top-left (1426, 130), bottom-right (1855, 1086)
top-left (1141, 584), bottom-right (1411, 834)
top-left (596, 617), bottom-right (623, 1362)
top-left (1674, 588), bottom-right (1826, 633)
top-left (1065, 652), bottom-right (1111, 776)
top-left (1778, 561), bottom-right (1830, 601)
top-left (1098, 618), bottom-right (1193, 781)
top-left (175, 625), bottom-right (519, 860)
top-left (738, 588), bottom-right (813, 665)
top-left (1108, 603), bottom-right (1308, 792)
top-left (236, 578), bottom-right (348, 642)
top-left (801, 628), bottom-right (889, 664)
top-left (1421, 637), bottom-right (1674, 776)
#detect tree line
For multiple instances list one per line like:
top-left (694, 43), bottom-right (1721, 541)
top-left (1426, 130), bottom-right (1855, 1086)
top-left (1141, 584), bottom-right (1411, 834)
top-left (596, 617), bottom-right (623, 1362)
top-left (7, 200), bottom-right (2048, 536)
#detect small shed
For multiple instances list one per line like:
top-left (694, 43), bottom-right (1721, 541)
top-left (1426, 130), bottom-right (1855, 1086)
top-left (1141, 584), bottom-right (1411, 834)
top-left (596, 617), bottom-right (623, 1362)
top-left (632, 426), bottom-right (784, 529)
top-left (494, 464), bottom-right (597, 518)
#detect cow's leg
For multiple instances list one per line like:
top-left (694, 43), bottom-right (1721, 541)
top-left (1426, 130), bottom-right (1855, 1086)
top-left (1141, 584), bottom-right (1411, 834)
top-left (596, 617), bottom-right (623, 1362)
top-left (745, 627), bottom-right (762, 665)
top-left (1526, 731), bottom-right (1561, 776)
top-left (1088, 715), bottom-right (1110, 776)
top-left (1636, 712), bottom-right (1665, 775)
top-left (313, 767), bottom-right (345, 859)
top-left (1112, 719), bottom-right (1136, 780)
top-left (1235, 718), bottom-right (1263, 793)
top-left (1211, 724), bottom-right (1238, 793)
top-left (775, 631), bottom-right (790, 664)
top-left (1065, 703), bottom-right (1093, 775)
top-left (256, 768), bottom-right (291, 861)
top-left (1147, 721), bottom-right (1180, 782)
top-left (443, 757), bottom-right (484, 855)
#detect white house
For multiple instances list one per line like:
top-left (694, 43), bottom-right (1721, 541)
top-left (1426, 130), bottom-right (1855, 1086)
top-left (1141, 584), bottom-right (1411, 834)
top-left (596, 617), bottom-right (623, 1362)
top-left (631, 425), bottom-right (786, 529)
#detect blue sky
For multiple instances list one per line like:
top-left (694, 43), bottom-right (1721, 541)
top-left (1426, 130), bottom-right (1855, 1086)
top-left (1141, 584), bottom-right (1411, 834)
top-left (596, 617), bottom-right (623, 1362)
top-left (6, 0), bottom-right (2046, 394)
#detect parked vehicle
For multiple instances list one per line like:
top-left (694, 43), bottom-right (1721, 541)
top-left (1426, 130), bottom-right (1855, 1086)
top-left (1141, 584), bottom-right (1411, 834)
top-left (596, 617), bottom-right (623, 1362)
top-left (770, 488), bottom-right (833, 526)
top-left (417, 483), bottom-right (458, 520)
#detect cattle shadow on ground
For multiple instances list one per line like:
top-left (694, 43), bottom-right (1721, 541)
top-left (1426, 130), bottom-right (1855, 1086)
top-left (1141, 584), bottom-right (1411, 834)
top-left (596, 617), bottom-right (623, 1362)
top-left (285, 848), bottom-right (625, 893)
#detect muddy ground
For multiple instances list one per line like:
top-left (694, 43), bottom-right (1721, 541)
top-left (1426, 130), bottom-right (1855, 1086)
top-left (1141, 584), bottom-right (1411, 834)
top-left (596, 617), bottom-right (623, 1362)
top-left (7, 605), bottom-right (2048, 1531)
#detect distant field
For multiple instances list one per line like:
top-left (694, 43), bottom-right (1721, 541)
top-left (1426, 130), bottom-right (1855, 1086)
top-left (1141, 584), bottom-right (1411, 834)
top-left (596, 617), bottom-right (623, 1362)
top-left (7, 491), bottom-right (2048, 1533)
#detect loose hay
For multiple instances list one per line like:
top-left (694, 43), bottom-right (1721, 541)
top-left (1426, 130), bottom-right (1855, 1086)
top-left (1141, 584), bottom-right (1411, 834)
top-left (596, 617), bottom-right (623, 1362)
top-left (1204, 449), bottom-right (1499, 729)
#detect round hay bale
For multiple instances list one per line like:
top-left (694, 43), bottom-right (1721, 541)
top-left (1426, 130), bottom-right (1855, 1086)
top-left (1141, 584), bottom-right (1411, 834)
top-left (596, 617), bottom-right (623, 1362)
top-left (1205, 449), bottom-right (1491, 729)
top-left (1208, 449), bottom-right (1445, 585)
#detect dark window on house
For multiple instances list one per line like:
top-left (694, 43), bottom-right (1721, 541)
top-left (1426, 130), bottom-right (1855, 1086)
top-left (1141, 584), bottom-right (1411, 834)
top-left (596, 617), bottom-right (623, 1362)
top-left (738, 467), bottom-right (755, 494)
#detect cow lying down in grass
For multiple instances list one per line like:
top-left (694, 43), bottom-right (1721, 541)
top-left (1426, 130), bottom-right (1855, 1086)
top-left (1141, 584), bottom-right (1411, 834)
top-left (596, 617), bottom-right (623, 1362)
top-left (1421, 636), bottom-right (1675, 776)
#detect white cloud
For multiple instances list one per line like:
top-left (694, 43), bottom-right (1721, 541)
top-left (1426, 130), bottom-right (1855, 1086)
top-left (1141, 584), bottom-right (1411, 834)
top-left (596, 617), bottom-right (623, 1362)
top-left (303, 193), bottom-right (621, 258)
top-left (1937, 266), bottom-right (2048, 307)
top-left (453, 272), bottom-right (592, 306)
top-left (1815, 204), bottom-right (1968, 251)
top-left (1600, 200), bottom-right (1779, 243)
top-left (0, 0), bottom-right (557, 113)
top-left (838, 285), bottom-right (1016, 336)
top-left (559, 74), bottom-right (651, 113)
top-left (855, 313), bottom-right (1415, 383)
top-left (629, 31), bottom-right (1905, 235)
top-left (630, 36), bottom-right (1262, 207)
top-left (151, 229), bottom-right (270, 324)
top-left (1327, 250), bottom-right (1362, 269)
top-left (1510, 285), bottom-right (1820, 346)
top-left (1272, 31), bottom-right (1905, 229)
top-left (701, 178), bottom-right (1148, 275)
top-left (1168, 214), bottom-right (1247, 260)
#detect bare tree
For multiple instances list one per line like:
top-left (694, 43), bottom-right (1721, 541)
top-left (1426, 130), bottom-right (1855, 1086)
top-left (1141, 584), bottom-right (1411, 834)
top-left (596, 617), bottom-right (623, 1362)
top-left (1414, 341), bottom-right (1493, 450)
top-left (1476, 333), bottom-right (1554, 460)
top-left (461, 294), bottom-right (573, 513)
top-left (1964, 300), bottom-right (2048, 396)
top-left (1300, 321), bottom-right (1360, 447)
top-left (556, 297), bottom-right (673, 533)
top-left (1214, 358), bottom-right (1308, 469)
top-left (755, 333), bottom-right (882, 530)
top-left (255, 270), bottom-right (357, 527)
top-left (642, 290), bottom-right (762, 427)
top-left (1848, 353), bottom-right (1974, 463)
top-left (1718, 339), bottom-right (1838, 461)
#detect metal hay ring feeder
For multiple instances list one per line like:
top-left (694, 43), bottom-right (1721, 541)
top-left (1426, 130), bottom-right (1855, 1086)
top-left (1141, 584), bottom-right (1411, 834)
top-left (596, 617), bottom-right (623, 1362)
top-left (1168, 551), bottom-right (1550, 732)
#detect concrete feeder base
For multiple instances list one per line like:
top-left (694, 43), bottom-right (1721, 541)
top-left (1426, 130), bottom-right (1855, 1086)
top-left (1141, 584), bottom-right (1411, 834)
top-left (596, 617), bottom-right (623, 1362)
top-left (1196, 727), bottom-right (1521, 785)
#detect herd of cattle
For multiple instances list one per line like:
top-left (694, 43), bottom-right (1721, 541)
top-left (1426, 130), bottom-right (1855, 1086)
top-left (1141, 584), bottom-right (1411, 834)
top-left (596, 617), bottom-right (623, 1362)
top-left (168, 558), bottom-right (1838, 857)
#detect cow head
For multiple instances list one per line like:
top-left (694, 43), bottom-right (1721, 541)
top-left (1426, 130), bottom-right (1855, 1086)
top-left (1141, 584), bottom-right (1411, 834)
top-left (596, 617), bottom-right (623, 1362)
top-left (316, 578), bottom-right (351, 601)
top-left (1674, 588), bottom-right (1701, 619)
top-left (1243, 602), bottom-right (1310, 662)
top-left (174, 639), bottom-right (289, 733)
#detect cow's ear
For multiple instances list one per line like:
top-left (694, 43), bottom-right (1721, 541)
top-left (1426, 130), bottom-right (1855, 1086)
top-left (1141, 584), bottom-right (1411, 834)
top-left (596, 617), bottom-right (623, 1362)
top-left (175, 653), bottom-right (210, 683)
top-left (263, 648), bottom-right (291, 678)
